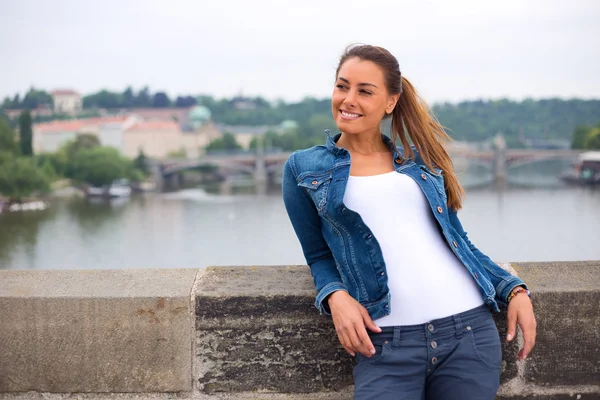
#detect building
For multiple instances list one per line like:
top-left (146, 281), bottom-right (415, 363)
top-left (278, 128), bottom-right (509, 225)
top-left (33, 116), bottom-right (136, 154)
top-left (33, 113), bottom-right (223, 159)
top-left (51, 90), bottom-right (82, 115)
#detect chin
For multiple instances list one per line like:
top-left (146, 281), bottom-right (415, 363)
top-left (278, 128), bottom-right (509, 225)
top-left (336, 120), bottom-right (366, 135)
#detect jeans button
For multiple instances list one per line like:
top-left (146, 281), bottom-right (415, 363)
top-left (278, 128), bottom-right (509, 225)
top-left (431, 357), bottom-right (438, 364)
top-left (431, 340), bottom-right (437, 349)
top-left (428, 324), bottom-right (434, 332)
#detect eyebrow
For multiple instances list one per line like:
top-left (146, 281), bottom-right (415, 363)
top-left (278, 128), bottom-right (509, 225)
top-left (337, 77), bottom-right (378, 89)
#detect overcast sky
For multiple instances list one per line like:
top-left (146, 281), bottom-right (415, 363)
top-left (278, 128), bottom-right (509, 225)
top-left (1, 0), bottom-right (599, 104)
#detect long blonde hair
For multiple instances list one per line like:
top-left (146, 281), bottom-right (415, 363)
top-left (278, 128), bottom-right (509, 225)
top-left (337, 45), bottom-right (464, 210)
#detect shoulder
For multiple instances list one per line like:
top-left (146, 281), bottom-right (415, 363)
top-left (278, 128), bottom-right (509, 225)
top-left (286, 145), bottom-right (335, 176)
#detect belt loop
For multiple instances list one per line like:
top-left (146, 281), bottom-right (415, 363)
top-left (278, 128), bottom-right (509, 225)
top-left (454, 315), bottom-right (463, 339)
top-left (393, 326), bottom-right (401, 348)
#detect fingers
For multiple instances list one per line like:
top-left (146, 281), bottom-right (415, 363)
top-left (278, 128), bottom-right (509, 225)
top-left (361, 307), bottom-right (382, 334)
top-left (330, 296), bottom-right (379, 358)
top-left (506, 304), bottom-right (518, 342)
top-left (519, 316), bottom-right (537, 361)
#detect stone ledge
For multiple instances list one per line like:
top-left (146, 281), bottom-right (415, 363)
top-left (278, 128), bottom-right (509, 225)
top-left (196, 262), bottom-right (600, 397)
top-left (0, 268), bottom-right (200, 393)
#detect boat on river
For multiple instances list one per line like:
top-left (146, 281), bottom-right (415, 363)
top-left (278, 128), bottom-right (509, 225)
top-left (561, 151), bottom-right (600, 185)
top-left (86, 179), bottom-right (132, 198)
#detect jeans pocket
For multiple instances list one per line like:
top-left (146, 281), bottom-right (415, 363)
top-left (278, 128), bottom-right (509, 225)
top-left (355, 343), bottom-right (387, 365)
top-left (468, 319), bottom-right (502, 369)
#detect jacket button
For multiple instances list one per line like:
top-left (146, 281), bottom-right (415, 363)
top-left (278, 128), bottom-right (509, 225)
top-left (437, 206), bottom-right (443, 214)
top-left (341, 207), bottom-right (346, 212)
top-left (474, 273), bottom-right (479, 279)
top-left (453, 241), bottom-right (458, 248)
top-left (380, 272), bottom-right (385, 276)
top-left (394, 158), bottom-right (402, 164)
top-left (312, 180), bottom-right (318, 185)
top-left (366, 234), bottom-right (372, 239)
top-left (421, 174), bottom-right (427, 180)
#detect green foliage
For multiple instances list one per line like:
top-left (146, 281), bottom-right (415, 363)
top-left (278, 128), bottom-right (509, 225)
top-left (571, 123), bottom-right (600, 150)
top-left (18, 110), bottom-right (33, 156)
top-left (1, 88), bottom-right (52, 110)
top-left (152, 92), bottom-right (171, 107)
top-left (35, 152), bottom-right (68, 177)
top-left (584, 126), bottom-right (600, 150)
top-left (571, 126), bottom-right (591, 149)
top-left (133, 149), bottom-right (149, 176)
top-left (21, 88), bottom-right (52, 109)
top-left (0, 119), bottom-right (19, 154)
top-left (206, 133), bottom-right (242, 151)
top-left (432, 99), bottom-right (600, 144)
top-left (71, 147), bottom-right (130, 187)
top-left (0, 152), bottom-right (50, 200)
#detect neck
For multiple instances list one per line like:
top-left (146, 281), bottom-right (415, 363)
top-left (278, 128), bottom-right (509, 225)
top-left (337, 131), bottom-right (389, 154)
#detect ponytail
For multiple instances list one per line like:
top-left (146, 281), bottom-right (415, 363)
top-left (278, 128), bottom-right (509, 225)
top-left (391, 77), bottom-right (464, 210)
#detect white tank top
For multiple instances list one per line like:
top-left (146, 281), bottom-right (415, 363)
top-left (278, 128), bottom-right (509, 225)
top-left (343, 171), bottom-right (483, 326)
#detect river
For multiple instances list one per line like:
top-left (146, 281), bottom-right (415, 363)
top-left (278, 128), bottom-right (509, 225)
top-left (1, 159), bottom-right (598, 270)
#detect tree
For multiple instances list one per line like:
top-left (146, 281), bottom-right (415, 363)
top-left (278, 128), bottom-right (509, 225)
top-left (135, 87), bottom-right (152, 107)
top-left (71, 147), bottom-right (129, 187)
top-left (18, 110), bottom-right (33, 156)
top-left (206, 133), bottom-right (242, 152)
top-left (583, 126), bottom-right (600, 150)
top-left (152, 92), bottom-right (171, 108)
top-left (122, 86), bottom-right (135, 108)
top-left (21, 88), bottom-right (52, 109)
top-left (0, 119), bottom-right (18, 154)
top-left (59, 133), bottom-right (101, 178)
top-left (571, 123), bottom-right (600, 150)
top-left (0, 152), bottom-right (50, 200)
top-left (175, 96), bottom-right (196, 108)
top-left (133, 148), bottom-right (149, 176)
top-left (571, 126), bottom-right (590, 149)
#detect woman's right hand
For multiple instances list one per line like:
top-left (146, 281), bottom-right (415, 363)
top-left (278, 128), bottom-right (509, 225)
top-left (328, 290), bottom-right (382, 357)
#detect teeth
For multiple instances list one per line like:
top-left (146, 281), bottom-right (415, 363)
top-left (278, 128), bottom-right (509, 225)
top-left (341, 110), bottom-right (360, 118)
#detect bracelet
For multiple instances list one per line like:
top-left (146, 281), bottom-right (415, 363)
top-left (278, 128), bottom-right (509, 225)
top-left (507, 286), bottom-right (531, 303)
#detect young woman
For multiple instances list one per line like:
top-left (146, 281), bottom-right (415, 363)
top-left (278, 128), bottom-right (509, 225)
top-left (282, 45), bottom-right (536, 400)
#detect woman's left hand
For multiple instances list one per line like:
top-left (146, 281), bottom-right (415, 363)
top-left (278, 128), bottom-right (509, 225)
top-left (506, 291), bottom-right (536, 361)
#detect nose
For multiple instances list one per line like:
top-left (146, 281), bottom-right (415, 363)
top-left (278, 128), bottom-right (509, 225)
top-left (342, 89), bottom-right (358, 108)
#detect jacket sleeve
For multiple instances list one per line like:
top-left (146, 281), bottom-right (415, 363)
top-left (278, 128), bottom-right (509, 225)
top-left (448, 209), bottom-right (528, 306)
top-left (282, 155), bottom-right (347, 314)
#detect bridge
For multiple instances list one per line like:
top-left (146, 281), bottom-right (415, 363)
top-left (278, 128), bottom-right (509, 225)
top-left (151, 148), bottom-right (582, 190)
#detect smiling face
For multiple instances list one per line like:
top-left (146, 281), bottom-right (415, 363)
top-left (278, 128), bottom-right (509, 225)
top-left (332, 57), bottom-right (399, 137)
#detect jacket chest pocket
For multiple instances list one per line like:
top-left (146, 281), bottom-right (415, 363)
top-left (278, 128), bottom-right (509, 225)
top-left (297, 172), bottom-right (333, 214)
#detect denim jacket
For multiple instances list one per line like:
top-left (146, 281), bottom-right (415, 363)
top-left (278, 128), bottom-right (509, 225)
top-left (282, 131), bottom-right (527, 319)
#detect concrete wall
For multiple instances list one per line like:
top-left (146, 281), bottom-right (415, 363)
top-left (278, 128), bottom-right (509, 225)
top-left (1, 261), bottom-right (599, 399)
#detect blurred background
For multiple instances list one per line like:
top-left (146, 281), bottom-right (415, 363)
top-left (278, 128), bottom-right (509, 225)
top-left (1, 0), bottom-right (599, 270)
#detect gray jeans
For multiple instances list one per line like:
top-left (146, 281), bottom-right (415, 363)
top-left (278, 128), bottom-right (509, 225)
top-left (353, 304), bottom-right (501, 400)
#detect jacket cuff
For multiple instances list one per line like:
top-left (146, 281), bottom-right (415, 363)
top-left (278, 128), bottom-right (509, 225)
top-left (497, 276), bottom-right (528, 306)
top-left (315, 282), bottom-right (348, 315)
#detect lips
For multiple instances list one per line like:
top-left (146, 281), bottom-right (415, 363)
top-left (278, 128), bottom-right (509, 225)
top-left (339, 110), bottom-right (362, 120)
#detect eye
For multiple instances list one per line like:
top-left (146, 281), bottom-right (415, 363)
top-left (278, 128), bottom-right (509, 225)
top-left (335, 84), bottom-right (348, 90)
top-left (360, 89), bottom-right (372, 96)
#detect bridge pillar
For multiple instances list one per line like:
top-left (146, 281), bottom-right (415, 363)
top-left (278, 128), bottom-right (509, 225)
top-left (493, 148), bottom-right (508, 186)
top-left (253, 136), bottom-right (268, 185)
top-left (163, 173), bottom-right (182, 192)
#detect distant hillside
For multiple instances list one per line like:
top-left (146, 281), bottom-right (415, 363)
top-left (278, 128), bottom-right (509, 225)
top-left (432, 99), bottom-right (600, 145)
top-left (3, 87), bottom-right (599, 145)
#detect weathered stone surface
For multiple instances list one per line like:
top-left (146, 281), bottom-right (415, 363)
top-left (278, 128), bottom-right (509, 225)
top-left (196, 263), bottom-right (600, 397)
top-left (196, 266), bottom-right (353, 393)
top-left (513, 262), bottom-right (600, 386)
top-left (0, 269), bottom-right (199, 393)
